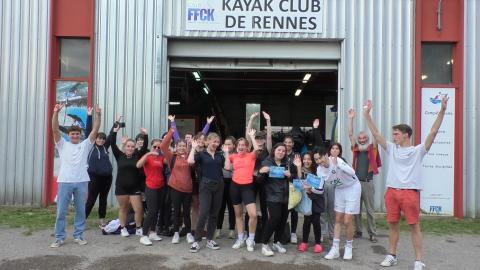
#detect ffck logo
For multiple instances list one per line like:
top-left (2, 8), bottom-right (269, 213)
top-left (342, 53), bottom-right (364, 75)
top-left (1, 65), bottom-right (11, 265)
top-left (187, 8), bottom-right (215, 22)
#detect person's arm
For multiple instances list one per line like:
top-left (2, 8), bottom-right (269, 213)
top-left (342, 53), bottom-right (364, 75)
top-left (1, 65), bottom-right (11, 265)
top-left (363, 100), bottom-right (387, 150)
top-left (293, 154), bottom-right (303, 179)
top-left (222, 144), bottom-right (231, 170)
top-left (168, 115), bottom-right (181, 142)
top-left (52, 103), bottom-right (64, 143)
top-left (137, 128), bottom-right (149, 156)
top-left (110, 126), bottom-right (121, 159)
top-left (347, 109), bottom-right (356, 147)
top-left (105, 115), bottom-right (122, 150)
top-left (424, 96), bottom-right (448, 151)
top-left (136, 152), bottom-right (158, 168)
top-left (85, 107), bottom-right (93, 138)
top-left (187, 140), bottom-right (199, 165)
top-left (245, 112), bottom-right (259, 150)
top-left (202, 116), bottom-right (215, 135)
top-left (312, 118), bottom-right (324, 148)
top-left (160, 128), bottom-right (174, 162)
top-left (248, 129), bottom-right (260, 152)
top-left (262, 111), bottom-right (272, 153)
top-left (333, 157), bottom-right (356, 177)
top-left (88, 105), bottom-right (102, 144)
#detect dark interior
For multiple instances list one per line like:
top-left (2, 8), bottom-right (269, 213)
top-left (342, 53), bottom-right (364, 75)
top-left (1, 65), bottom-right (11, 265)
top-left (168, 68), bottom-right (338, 140)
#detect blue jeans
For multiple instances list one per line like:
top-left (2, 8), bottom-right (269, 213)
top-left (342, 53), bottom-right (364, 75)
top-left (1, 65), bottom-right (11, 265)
top-left (55, 182), bottom-right (88, 240)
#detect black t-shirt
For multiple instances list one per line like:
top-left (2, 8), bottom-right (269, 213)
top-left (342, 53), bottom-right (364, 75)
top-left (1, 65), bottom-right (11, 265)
top-left (254, 148), bottom-right (270, 175)
top-left (194, 150), bottom-right (225, 181)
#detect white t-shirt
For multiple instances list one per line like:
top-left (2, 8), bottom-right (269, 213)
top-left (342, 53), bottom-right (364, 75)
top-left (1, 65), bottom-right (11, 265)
top-left (55, 137), bottom-right (94, 183)
top-left (316, 157), bottom-right (359, 189)
top-left (384, 141), bottom-right (427, 190)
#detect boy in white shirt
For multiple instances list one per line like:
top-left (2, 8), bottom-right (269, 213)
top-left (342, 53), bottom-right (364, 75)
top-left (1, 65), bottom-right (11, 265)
top-left (50, 103), bottom-right (101, 248)
top-left (315, 147), bottom-right (361, 261)
top-left (363, 97), bottom-right (448, 270)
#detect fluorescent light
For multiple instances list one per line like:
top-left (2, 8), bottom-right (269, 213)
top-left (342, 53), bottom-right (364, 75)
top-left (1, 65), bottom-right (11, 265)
top-left (192, 71), bottom-right (201, 81)
top-left (169, 101), bottom-right (181, 105)
top-left (302, 73), bottom-right (311, 83)
top-left (295, 89), bottom-right (302, 96)
top-left (203, 84), bottom-right (210, 94)
top-left (421, 74), bottom-right (428, 80)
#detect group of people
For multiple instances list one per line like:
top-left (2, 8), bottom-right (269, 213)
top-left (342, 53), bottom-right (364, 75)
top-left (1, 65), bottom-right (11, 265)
top-left (51, 96), bottom-right (449, 270)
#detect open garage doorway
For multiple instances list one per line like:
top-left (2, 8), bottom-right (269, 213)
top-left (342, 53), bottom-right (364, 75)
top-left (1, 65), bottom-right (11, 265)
top-left (168, 68), bottom-right (338, 148)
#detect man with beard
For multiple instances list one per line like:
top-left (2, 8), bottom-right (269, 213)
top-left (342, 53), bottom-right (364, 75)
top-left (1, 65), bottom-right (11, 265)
top-left (348, 108), bottom-right (382, 243)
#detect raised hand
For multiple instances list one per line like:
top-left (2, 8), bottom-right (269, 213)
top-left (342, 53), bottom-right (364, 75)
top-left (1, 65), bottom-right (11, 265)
top-left (94, 104), bottom-right (102, 114)
top-left (293, 154), bottom-right (302, 168)
top-left (168, 115), bottom-right (175, 122)
top-left (348, 109), bottom-right (356, 119)
top-left (313, 118), bottom-right (320, 128)
top-left (121, 135), bottom-right (128, 145)
top-left (222, 144), bottom-right (229, 153)
top-left (115, 114), bottom-right (123, 122)
top-left (262, 111), bottom-right (271, 121)
top-left (259, 166), bottom-right (270, 174)
top-left (363, 100), bottom-right (372, 115)
top-left (53, 103), bottom-right (64, 112)
top-left (87, 107), bottom-right (93, 116)
top-left (250, 112), bottom-right (259, 120)
top-left (113, 124), bottom-right (121, 133)
top-left (441, 95), bottom-right (449, 111)
top-left (207, 116), bottom-right (215, 124)
top-left (191, 139), bottom-right (199, 150)
top-left (140, 128), bottom-right (148, 134)
top-left (248, 129), bottom-right (256, 138)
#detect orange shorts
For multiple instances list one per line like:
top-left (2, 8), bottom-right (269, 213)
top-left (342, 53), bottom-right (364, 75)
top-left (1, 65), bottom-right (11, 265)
top-left (384, 187), bottom-right (420, 225)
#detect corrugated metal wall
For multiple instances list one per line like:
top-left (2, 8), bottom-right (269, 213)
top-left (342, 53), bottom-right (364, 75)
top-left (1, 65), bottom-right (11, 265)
top-left (464, 0), bottom-right (480, 218)
top-left (94, 0), bottom-right (167, 205)
top-left (164, 0), bottom-right (414, 211)
top-left (0, 0), bottom-right (49, 205)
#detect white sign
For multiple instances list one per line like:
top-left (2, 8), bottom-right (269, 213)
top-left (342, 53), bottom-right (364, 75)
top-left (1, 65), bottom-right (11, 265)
top-left (420, 88), bottom-right (455, 215)
top-left (185, 0), bottom-right (324, 33)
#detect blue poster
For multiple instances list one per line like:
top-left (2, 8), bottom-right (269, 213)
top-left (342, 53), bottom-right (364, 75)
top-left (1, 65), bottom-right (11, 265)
top-left (269, 166), bottom-right (285, 178)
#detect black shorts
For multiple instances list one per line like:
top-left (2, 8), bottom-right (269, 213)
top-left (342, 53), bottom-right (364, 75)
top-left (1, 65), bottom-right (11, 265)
top-left (230, 182), bottom-right (256, 206)
top-left (115, 184), bottom-right (142, 196)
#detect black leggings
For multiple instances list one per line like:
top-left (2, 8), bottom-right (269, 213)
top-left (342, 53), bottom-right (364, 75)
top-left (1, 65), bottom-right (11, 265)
top-left (290, 209), bottom-right (298, 234)
top-left (217, 178), bottom-right (235, 230)
top-left (170, 187), bottom-right (192, 232)
top-left (246, 181), bottom-right (268, 229)
top-left (262, 202), bottom-right (288, 244)
top-left (195, 181), bottom-right (224, 241)
top-left (302, 213), bottom-right (322, 244)
top-left (143, 186), bottom-right (167, 235)
top-left (85, 173), bottom-right (112, 219)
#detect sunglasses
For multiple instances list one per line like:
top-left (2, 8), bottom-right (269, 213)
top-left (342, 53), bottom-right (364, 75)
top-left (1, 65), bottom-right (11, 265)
top-left (152, 146), bottom-right (161, 149)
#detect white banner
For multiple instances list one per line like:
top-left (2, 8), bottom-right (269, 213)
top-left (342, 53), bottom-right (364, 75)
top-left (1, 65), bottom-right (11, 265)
top-left (420, 88), bottom-right (455, 215)
top-left (185, 0), bottom-right (324, 33)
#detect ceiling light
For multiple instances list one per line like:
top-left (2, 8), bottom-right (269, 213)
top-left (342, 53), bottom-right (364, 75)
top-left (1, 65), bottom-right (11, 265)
top-left (169, 101), bottom-right (181, 105)
top-left (203, 84), bottom-right (210, 94)
top-left (192, 71), bottom-right (201, 81)
top-left (421, 74), bottom-right (428, 80)
top-left (302, 73), bottom-right (311, 83)
top-left (295, 89), bottom-right (302, 96)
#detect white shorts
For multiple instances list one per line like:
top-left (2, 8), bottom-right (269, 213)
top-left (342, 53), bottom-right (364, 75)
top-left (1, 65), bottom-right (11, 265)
top-left (334, 181), bottom-right (361, 214)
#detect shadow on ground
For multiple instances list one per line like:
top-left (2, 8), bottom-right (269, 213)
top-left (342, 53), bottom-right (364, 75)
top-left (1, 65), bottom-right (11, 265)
top-left (0, 255), bottom-right (84, 270)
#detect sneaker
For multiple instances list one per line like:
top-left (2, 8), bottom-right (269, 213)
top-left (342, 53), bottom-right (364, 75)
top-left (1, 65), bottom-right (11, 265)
top-left (190, 242), bottom-right (201, 253)
top-left (140, 236), bottom-right (153, 246)
top-left (414, 261), bottom-right (426, 270)
top-left (380, 255), bottom-right (398, 267)
top-left (343, 245), bottom-right (353, 260)
top-left (172, 232), bottom-right (180, 244)
top-left (120, 227), bottom-right (129, 237)
top-left (370, 235), bottom-right (378, 243)
top-left (186, 233), bottom-right (195, 244)
top-left (262, 244), bottom-right (274, 257)
top-left (149, 232), bottom-right (162, 241)
top-left (324, 247), bottom-right (340, 260)
top-left (73, 237), bottom-right (88, 245)
top-left (272, 242), bottom-right (287, 254)
top-left (232, 238), bottom-right (245, 249)
top-left (290, 233), bottom-right (298, 244)
top-left (298, 242), bottom-right (308, 252)
top-left (214, 229), bottom-right (222, 239)
top-left (50, 239), bottom-right (64, 248)
top-left (354, 231), bottom-right (363, 238)
top-left (313, 244), bottom-right (323, 253)
top-left (246, 239), bottom-right (255, 252)
top-left (228, 230), bottom-right (236, 239)
top-left (206, 240), bottom-right (220, 250)
top-left (135, 228), bottom-right (143, 236)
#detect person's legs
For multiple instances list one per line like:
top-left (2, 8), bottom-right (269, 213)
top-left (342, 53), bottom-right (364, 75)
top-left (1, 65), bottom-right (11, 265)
top-left (245, 203), bottom-right (257, 236)
top-left (130, 195), bottom-right (144, 228)
top-left (191, 194), bottom-right (199, 233)
top-left (233, 204), bottom-right (244, 237)
top-left (72, 182), bottom-right (88, 239)
top-left (143, 187), bottom-right (160, 235)
top-left (344, 214), bottom-right (354, 240)
top-left (326, 184), bottom-right (336, 236)
top-left (273, 203), bottom-right (289, 243)
top-left (97, 175), bottom-right (112, 222)
top-left (195, 186), bottom-right (213, 241)
top-left (116, 195), bottom-right (130, 227)
top-left (182, 193), bottom-right (193, 233)
top-left (54, 183), bottom-right (73, 241)
top-left (388, 222), bottom-right (400, 255)
top-left (256, 181), bottom-right (269, 228)
top-left (354, 182), bottom-right (365, 235)
top-left (362, 181), bottom-right (377, 237)
top-left (302, 215), bottom-right (312, 243)
top-left (85, 174), bottom-right (100, 219)
top-left (262, 202), bottom-right (281, 244)
top-left (170, 188), bottom-right (183, 232)
top-left (410, 223), bottom-right (423, 261)
top-left (384, 188), bottom-right (402, 256)
top-left (206, 182), bottom-right (224, 240)
top-left (217, 179), bottom-right (229, 230)
top-left (333, 212), bottom-right (344, 240)
top-left (311, 213), bottom-right (322, 244)
top-left (290, 209), bottom-right (298, 234)
top-left (225, 181), bottom-right (236, 231)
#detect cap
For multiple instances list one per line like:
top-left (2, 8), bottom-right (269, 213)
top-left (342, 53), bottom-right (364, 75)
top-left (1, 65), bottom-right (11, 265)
top-left (255, 130), bottom-right (267, 139)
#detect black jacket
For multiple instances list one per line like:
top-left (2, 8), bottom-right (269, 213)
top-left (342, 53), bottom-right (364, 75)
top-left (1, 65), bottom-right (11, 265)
top-left (258, 156), bottom-right (296, 204)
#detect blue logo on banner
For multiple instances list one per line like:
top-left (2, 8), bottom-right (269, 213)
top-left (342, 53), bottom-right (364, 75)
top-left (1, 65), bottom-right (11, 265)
top-left (429, 205), bottom-right (442, 214)
top-left (187, 8), bottom-right (215, 21)
top-left (269, 166), bottom-right (285, 179)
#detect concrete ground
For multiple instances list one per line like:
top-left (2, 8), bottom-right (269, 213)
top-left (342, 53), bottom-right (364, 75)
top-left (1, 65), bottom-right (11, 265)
top-left (0, 222), bottom-right (479, 270)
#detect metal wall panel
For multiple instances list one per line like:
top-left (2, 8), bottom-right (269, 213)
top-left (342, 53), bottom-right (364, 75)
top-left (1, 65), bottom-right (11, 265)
top-left (94, 0), bottom-right (166, 206)
top-left (164, 0), bottom-right (414, 211)
top-left (0, 0), bottom-right (49, 205)
top-left (464, 0), bottom-right (480, 218)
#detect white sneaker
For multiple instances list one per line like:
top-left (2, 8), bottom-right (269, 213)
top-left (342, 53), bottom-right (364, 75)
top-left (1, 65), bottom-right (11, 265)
top-left (246, 239), bottom-right (255, 252)
top-left (50, 239), bottom-right (64, 248)
top-left (172, 232), bottom-right (180, 244)
top-left (228, 230), bottom-right (236, 239)
top-left (232, 238), bottom-right (245, 249)
top-left (324, 247), bottom-right (340, 260)
top-left (140, 236), bottom-right (153, 246)
top-left (190, 241), bottom-right (200, 253)
top-left (73, 237), bottom-right (88, 245)
top-left (290, 233), bottom-right (298, 244)
top-left (149, 232), bottom-right (162, 241)
top-left (186, 233), bottom-right (195, 244)
top-left (135, 228), bottom-right (143, 236)
top-left (120, 228), bottom-right (129, 237)
top-left (272, 242), bottom-right (287, 253)
top-left (206, 240), bottom-right (220, 250)
top-left (380, 255), bottom-right (398, 267)
top-left (343, 245), bottom-right (353, 260)
top-left (262, 244), bottom-right (274, 257)
top-left (214, 229), bottom-right (222, 239)
top-left (414, 261), bottom-right (426, 270)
